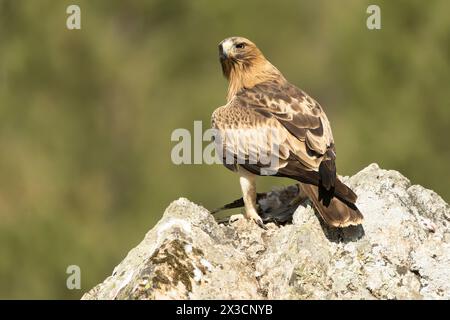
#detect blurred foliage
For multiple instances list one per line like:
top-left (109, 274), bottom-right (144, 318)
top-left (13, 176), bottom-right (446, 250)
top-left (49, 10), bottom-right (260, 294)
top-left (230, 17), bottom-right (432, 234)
top-left (0, 0), bottom-right (449, 299)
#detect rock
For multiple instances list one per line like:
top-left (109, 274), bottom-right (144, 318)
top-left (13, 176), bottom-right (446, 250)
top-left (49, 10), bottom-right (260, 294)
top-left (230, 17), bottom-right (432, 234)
top-left (82, 163), bottom-right (450, 300)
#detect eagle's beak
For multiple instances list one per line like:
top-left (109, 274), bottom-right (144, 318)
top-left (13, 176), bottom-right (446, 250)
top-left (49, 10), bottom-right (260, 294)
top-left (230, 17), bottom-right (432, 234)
top-left (219, 39), bottom-right (233, 61)
top-left (219, 44), bottom-right (228, 61)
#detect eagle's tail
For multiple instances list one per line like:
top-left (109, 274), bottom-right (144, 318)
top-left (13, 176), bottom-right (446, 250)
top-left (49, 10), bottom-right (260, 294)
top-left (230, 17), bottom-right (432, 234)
top-left (300, 181), bottom-right (363, 227)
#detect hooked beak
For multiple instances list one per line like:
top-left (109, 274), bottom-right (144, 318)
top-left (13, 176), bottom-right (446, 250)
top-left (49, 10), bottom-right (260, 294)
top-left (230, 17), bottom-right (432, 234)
top-left (219, 44), bottom-right (227, 61)
top-left (218, 39), bottom-right (233, 61)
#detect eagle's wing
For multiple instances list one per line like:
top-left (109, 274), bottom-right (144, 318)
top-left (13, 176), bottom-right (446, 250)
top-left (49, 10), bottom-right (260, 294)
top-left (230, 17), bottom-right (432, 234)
top-left (240, 81), bottom-right (335, 161)
top-left (212, 81), bottom-right (329, 173)
top-left (237, 81), bottom-right (340, 192)
top-left (211, 99), bottom-right (295, 174)
top-left (213, 80), bottom-right (335, 166)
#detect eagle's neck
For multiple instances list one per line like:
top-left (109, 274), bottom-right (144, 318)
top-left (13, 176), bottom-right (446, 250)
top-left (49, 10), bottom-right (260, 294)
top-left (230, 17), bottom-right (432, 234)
top-left (226, 58), bottom-right (285, 102)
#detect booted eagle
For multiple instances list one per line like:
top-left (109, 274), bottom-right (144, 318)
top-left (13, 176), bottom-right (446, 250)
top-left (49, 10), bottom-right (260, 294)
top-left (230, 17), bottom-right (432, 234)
top-left (211, 36), bottom-right (363, 228)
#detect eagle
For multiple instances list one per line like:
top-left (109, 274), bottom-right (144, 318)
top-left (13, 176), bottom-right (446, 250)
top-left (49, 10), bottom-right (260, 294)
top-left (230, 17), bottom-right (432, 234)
top-left (211, 36), bottom-right (363, 228)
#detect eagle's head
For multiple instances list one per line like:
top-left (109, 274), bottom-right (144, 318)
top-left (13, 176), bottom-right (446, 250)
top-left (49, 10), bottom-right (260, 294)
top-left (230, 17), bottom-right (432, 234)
top-left (218, 37), bottom-right (263, 79)
top-left (218, 37), bottom-right (284, 100)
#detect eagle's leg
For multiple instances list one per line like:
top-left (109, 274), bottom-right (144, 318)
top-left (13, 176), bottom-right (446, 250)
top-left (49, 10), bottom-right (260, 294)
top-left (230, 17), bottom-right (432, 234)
top-left (238, 167), bottom-right (267, 229)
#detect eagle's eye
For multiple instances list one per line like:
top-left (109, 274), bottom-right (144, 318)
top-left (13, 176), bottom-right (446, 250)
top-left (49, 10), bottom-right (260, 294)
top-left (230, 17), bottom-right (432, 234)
top-left (235, 43), bottom-right (246, 49)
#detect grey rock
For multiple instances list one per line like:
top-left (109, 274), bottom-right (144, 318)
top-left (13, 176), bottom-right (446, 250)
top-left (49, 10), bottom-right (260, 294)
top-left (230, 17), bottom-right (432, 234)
top-left (82, 163), bottom-right (450, 300)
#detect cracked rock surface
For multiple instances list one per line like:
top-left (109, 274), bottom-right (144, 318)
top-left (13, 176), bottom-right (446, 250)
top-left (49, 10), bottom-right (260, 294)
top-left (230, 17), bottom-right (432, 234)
top-left (82, 164), bottom-right (450, 300)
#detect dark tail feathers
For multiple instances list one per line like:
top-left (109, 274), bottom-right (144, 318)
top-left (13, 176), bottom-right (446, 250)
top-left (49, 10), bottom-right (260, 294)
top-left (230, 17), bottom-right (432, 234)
top-left (301, 182), bottom-right (363, 227)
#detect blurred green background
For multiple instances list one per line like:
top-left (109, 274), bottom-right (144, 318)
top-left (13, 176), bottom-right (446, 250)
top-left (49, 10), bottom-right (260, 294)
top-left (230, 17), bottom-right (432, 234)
top-left (0, 0), bottom-right (449, 299)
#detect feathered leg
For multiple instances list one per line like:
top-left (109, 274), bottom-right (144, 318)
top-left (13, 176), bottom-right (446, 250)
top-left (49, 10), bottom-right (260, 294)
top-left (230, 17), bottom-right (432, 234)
top-left (238, 167), bottom-right (266, 229)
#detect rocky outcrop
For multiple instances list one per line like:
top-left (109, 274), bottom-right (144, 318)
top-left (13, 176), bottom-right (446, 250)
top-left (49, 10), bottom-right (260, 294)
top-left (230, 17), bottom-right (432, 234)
top-left (82, 164), bottom-right (450, 300)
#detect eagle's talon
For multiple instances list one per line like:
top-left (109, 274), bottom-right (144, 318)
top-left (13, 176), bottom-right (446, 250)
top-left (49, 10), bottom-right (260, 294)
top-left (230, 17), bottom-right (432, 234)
top-left (247, 213), bottom-right (267, 230)
top-left (255, 219), bottom-right (268, 230)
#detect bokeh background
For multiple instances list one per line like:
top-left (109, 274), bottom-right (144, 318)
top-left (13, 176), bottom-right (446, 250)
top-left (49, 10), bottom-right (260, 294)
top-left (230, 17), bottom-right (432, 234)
top-left (0, 0), bottom-right (449, 299)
